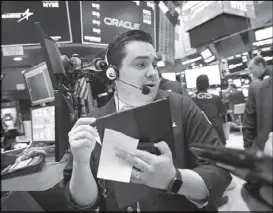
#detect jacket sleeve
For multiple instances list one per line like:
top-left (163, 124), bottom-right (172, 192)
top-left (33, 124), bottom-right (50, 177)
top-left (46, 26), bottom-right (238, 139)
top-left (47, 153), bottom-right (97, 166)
top-left (242, 85), bottom-right (257, 149)
top-left (181, 97), bottom-right (232, 206)
top-left (217, 96), bottom-right (227, 117)
top-left (63, 143), bottom-right (103, 211)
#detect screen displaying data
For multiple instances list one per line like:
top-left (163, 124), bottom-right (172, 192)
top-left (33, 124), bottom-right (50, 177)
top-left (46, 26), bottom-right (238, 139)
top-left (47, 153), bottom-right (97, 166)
top-left (185, 64), bottom-right (221, 89)
top-left (1, 1), bottom-right (72, 46)
top-left (31, 106), bottom-right (55, 141)
top-left (81, 1), bottom-right (155, 45)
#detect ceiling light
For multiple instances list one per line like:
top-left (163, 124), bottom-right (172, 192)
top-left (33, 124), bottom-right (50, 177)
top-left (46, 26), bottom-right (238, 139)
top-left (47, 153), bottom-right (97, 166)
top-left (13, 57), bottom-right (23, 61)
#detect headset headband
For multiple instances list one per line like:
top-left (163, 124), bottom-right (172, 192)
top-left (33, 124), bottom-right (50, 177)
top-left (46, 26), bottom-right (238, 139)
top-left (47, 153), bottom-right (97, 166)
top-left (105, 47), bottom-right (109, 66)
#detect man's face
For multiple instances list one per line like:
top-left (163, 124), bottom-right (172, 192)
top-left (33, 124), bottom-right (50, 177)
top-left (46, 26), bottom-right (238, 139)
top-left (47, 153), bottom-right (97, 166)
top-left (248, 60), bottom-right (264, 79)
top-left (116, 41), bottom-right (160, 105)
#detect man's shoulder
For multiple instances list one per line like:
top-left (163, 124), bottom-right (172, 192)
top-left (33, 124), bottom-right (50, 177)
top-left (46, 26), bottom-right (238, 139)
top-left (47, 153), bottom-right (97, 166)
top-left (158, 89), bottom-right (192, 108)
top-left (250, 78), bottom-right (271, 89)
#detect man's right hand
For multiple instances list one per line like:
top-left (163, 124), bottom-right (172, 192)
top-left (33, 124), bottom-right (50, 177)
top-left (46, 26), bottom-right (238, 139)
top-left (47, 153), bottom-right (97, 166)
top-left (68, 117), bottom-right (98, 163)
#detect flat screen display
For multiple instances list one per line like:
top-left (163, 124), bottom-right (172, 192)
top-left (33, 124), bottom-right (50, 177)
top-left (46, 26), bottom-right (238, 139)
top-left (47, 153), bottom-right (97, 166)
top-left (81, 1), bottom-right (155, 46)
top-left (1, 1), bottom-right (72, 46)
top-left (31, 106), bottom-right (55, 142)
top-left (23, 62), bottom-right (54, 106)
top-left (1, 107), bottom-right (17, 132)
top-left (233, 79), bottom-right (242, 87)
top-left (185, 65), bottom-right (221, 89)
top-left (221, 53), bottom-right (249, 74)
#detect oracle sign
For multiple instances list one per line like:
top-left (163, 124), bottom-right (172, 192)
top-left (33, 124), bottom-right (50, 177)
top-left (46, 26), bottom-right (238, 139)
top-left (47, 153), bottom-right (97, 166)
top-left (104, 17), bottom-right (140, 30)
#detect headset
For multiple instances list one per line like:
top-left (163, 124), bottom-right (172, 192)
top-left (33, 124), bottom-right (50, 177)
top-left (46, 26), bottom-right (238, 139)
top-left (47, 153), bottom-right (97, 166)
top-left (104, 47), bottom-right (150, 95)
top-left (104, 48), bottom-right (119, 81)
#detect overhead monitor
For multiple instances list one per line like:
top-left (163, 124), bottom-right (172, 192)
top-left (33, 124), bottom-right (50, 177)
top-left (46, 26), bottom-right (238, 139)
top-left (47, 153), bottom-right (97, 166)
top-left (201, 48), bottom-right (213, 60)
top-left (185, 64), bottom-right (221, 89)
top-left (80, 1), bottom-right (156, 46)
top-left (222, 53), bottom-right (249, 74)
top-left (233, 79), bottom-right (242, 88)
top-left (22, 62), bottom-right (55, 106)
top-left (1, 1), bottom-right (72, 46)
top-left (31, 105), bottom-right (55, 142)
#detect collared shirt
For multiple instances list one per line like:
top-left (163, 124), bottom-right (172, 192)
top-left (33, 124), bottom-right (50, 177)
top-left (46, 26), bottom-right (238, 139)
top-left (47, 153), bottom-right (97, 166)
top-left (114, 93), bottom-right (134, 112)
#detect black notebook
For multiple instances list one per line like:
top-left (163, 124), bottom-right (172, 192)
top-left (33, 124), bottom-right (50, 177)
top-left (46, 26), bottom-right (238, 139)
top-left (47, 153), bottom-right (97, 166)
top-left (96, 98), bottom-right (175, 208)
top-left (96, 98), bottom-right (175, 157)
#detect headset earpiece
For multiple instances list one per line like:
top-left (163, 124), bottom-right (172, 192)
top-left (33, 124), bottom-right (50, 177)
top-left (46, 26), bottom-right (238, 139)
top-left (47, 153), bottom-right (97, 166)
top-left (105, 47), bottom-right (119, 81)
top-left (106, 66), bottom-right (118, 80)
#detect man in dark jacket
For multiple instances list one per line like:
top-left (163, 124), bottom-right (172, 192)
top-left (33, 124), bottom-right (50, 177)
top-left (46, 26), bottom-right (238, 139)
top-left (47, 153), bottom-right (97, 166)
top-left (248, 56), bottom-right (268, 81)
top-left (192, 75), bottom-right (227, 145)
top-left (243, 77), bottom-right (272, 150)
top-left (63, 30), bottom-right (231, 211)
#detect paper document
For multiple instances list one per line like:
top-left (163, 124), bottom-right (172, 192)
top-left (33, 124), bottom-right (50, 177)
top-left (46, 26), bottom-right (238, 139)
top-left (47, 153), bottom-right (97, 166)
top-left (97, 129), bottom-right (139, 183)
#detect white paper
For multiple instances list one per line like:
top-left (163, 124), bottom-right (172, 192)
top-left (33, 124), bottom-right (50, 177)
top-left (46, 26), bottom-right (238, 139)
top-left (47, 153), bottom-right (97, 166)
top-left (97, 129), bottom-right (139, 183)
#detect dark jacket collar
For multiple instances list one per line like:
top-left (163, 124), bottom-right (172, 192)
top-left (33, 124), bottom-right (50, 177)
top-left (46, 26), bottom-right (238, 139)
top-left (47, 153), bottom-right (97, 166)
top-left (159, 78), bottom-right (168, 88)
top-left (98, 89), bottom-right (169, 116)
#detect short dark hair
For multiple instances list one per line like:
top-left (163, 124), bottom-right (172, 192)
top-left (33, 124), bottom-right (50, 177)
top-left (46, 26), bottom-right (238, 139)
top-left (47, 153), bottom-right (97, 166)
top-left (95, 48), bottom-right (107, 59)
top-left (252, 56), bottom-right (267, 68)
top-left (196, 74), bottom-right (209, 91)
top-left (106, 30), bottom-right (153, 69)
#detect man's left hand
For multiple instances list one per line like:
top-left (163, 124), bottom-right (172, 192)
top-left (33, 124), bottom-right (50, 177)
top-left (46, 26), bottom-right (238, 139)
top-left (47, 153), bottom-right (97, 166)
top-left (116, 141), bottom-right (176, 190)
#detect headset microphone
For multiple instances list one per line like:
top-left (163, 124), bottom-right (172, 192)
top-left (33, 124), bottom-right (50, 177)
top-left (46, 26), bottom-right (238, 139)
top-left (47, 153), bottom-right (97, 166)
top-left (108, 74), bottom-right (150, 95)
top-left (142, 86), bottom-right (150, 95)
top-left (105, 49), bottom-right (150, 95)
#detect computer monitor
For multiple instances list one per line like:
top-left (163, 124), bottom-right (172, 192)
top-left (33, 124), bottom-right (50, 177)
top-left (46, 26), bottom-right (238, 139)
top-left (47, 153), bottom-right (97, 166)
top-left (34, 22), bottom-right (66, 89)
top-left (31, 105), bottom-right (55, 143)
top-left (1, 107), bottom-right (18, 132)
top-left (35, 22), bottom-right (75, 161)
top-left (30, 91), bottom-right (73, 162)
top-left (185, 64), bottom-right (221, 89)
top-left (233, 79), bottom-right (242, 88)
top-left (22, 62), bottom-right (54, 106)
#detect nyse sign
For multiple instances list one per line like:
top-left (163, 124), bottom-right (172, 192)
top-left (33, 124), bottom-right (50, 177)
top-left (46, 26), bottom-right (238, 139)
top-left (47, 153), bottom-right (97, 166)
top-left (104, 17), bottom-right (140, 30)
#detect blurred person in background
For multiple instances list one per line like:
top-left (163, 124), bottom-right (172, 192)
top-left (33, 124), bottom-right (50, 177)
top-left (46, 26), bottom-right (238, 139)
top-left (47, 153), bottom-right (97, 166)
top-left (243, 77), bottom-right (272, 150)
top-left (227, 84), bottom-right (246, 108)
top-left (192, 75), bottom-right (227, 145)
top-left (226, 84), bottom-right (246, 126)
top-left (192, 75), bottom-right (237, 191)
top-left (262, 65), bottom-right (273, 80)
top-left (248, 56), bottom-right (268, 82)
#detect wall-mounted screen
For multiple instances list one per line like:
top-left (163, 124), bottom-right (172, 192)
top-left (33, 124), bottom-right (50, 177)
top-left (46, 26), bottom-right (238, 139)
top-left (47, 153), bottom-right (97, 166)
top-left (81, 1), bottom-right (155, 46)
top-left (185, 64), bottom-right (221, 89)
top-left (1, 1), bottom-right (72, 46)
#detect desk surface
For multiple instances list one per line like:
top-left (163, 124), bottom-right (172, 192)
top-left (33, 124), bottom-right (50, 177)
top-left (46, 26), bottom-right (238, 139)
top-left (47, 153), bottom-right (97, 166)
top-left (2, 154), bottom-right (69, 191)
